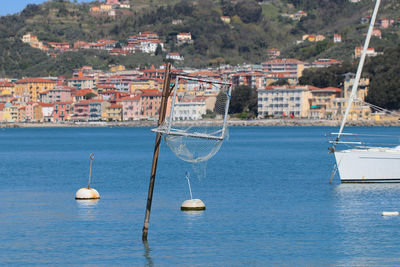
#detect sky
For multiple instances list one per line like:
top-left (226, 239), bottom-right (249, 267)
top-left (1, 0), bottom-right (92, 16)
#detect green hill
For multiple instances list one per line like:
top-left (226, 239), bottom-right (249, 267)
top-left (0, 0), bottom-right (399, 78)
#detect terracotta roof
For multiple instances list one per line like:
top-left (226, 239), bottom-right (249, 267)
top-left (93, 99), bottom-right (106, 103)
top-left (99, 90), bottom-right (119, 94)
top-left (133, 77), bottom-right (163, 82)
top-left (95, 84), bottom-right (116, 89)
top-left (119, 92), bottom-right (130, 97)
top-left (120, 95), bottom-right (140, 101)
top-left (139, 89), bottom-right (161, 96)
top-left (321, 87), bottom-right (342, 92)
top-left (97, 39), bottom-right (116, 44)
top-left (305, 85), bottom-right (321, 91)
top-left (355, 47), bottom-right (375, 51)
top-left (73, 89), bottom-right (94, 96)
top-left (0, 82), bottom-right (14, 87)
top-left (264, 85), bottom-right (319, 90)
top-left (15, 78), bottom-right (56, 84)
top-left (38, 103), bottom-right (54, 107)
top-left (109, 104), bottom-right (123, 108)
top-left (110, 49), bottom-right (130, 54)
top-left (75, 100), bottom-right (90, 105)
top-left (313, 59), bottom-right (341, 64)
top-left (54, 102), bottom-right (73, 105)
top-left (232, 72), bottom-right (264, 76)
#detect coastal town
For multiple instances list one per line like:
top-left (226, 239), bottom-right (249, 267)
top-left (0, 59), bottom-right (396, 124)
top-left (0, 0), bottom-right (398, 124)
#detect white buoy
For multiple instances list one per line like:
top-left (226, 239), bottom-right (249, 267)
top-left (75, 153), bottom-right (100, 200)
top-left (381, 211), bottom-right (399, 216)
top-left (75, 188), bottom-right (100, 200)
top-left (181, 199), bottom-right (206, 211)
top-left (181, 172), bottom-right (206, 211)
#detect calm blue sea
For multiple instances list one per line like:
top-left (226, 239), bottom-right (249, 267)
top-left (1, 126), bottom-right (400, 266)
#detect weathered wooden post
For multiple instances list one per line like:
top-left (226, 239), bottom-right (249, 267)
top-left (142, 63), bottom-right (172, 241)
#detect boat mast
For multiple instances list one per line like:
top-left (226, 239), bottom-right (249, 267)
top-left (336, 0), bottom-right (381, 142)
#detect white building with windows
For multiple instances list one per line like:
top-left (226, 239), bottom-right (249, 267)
top-left (177, 32), bottom-right (193, 45)
top-left (139, 40), bottom-right (163, 54)
top-left (257, 85), bottom-right (314, 118)
top-left (172, 99), bottom-right (207, 120)
top-left (166, 52), bottom-right (184, 61)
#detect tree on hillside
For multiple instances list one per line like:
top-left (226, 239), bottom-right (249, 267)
top-left (155, 44), bottom-right (163, 56)
top-left (221, 0), bottom-right (235, 16)
top-left (21, 4), bottom-right (40, 18)
top-left (299, 62), bottom-right (355, 88)
top-left (234, 0), bottom-right (262, 23)
top-left (365, 46), bottom-right (400, 110)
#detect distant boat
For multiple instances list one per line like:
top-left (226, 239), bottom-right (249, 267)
top-left (329, 0), bottom-right (400, 183)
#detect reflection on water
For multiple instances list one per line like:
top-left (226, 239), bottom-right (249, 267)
top-left (335, 183), bottom-right (400, 194)
top-left (181, 210), bottom-right (205, 223)
top-left (143, 241), bottom-right (154, 267)
top-left (333, 183), bottom-right (400, 266)
top-left (76, 199), bottom-right (99, 221)
top-left (76, 199), bottom-right (100, 206)
top-left (181, 210), bottom-right (205, 216)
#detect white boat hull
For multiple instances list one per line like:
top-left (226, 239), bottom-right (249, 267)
top-left (334, 147), bottom-right (400, 183)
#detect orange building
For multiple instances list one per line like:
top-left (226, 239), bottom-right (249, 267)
top-left (14, 78), bottom-right (56, 102)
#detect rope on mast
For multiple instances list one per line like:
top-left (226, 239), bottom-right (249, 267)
top-left (335, 0), bottom-right (381, 146)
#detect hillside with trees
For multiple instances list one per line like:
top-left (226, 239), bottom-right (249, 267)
top-left (0, 0), bottom-right (399, 98)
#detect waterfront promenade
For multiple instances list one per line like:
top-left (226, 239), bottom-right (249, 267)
top-left (2, 119), bottom-right (400, 128)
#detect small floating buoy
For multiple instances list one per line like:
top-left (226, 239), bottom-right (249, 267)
top-left (180, 172), bottom-right (206, 211)
top-left (75, 153), bottom-right (100, 200)
top-left (75, 188), bottom-right (100, 200)
top-left (181, 199), bottom-right (206, 211)
top-left (382, 211), bottom-right (399, 216)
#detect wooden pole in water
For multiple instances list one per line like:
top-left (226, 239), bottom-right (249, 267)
top-left (142, 63), bottom-right (172, 241)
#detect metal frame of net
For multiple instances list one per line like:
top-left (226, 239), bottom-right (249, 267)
top-left (152, 75), bottom-right (232, 163)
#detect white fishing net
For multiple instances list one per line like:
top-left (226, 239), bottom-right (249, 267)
top-left (153, 75), bottom-right (231, 165)
top-left (163, 126), bottom-right (229, 163)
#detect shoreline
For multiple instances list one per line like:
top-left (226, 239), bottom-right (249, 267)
top-left (2, 119), bottom-right (400, 128)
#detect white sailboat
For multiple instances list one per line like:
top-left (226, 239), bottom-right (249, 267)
top-left (330, 0), bottom-right (400, 183)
